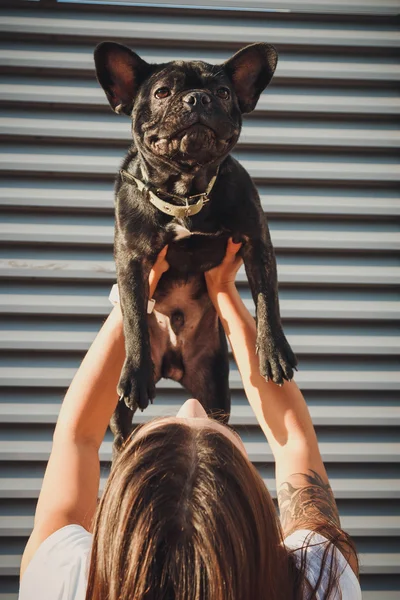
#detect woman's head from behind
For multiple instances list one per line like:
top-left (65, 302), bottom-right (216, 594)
top-left (86, 399), bottom-right (292, 600)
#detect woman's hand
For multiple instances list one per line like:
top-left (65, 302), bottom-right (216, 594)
top-left (149, 245), bottom-right (169, 296)
top-left (205, 238), bottom-right (242, 293)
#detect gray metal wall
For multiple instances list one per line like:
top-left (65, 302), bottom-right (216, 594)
top-left (0, 1), bottom-right (399, 598)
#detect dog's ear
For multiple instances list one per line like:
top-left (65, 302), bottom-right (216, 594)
top-left (94, 42), bottom-right (152, 115)
top-left (223, 43), bottom-right (278, 114)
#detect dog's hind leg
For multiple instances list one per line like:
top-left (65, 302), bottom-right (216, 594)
top-left (110, 399), bottom-right (136, 462)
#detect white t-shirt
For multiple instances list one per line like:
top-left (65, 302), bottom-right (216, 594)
top-left (18, 524), bottom-right (362, 600)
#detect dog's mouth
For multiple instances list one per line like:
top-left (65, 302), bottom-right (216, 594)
top-left (148, 123), bottom-right (220, 159)
top-left (144, 114), bottom-right (238, 165)
top-left (176, 122), bottom-right (217, 150)
top-left (174, 121), bottom-right (215, 138)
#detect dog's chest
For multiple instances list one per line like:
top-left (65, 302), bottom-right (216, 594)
top-left (166, 220), bottom-right (229, 273)
top-left (169, 223), bottom-right (192, 241)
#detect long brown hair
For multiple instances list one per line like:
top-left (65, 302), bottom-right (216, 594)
top-left (86, 419), bottom-right (355, 599)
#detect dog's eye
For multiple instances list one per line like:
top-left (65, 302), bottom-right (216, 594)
top-left (155, 87), bottom-right (171, 99)
top-left (217, 87), bottom-right (230, 100)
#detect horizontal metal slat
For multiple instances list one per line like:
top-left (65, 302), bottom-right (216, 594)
top-left (1, 81), bottom-right (399, 118)
top-left (1, 259), bottom-right (399, 286)
top-left (362, 594), bottom-right (400, 600)
top-left (1, 294), bottom-right (398, 321)
top-left (1, 11), bottom-right (398, 50)
top-left (2, 113), bottom-right (399, 151)
top-left (241, 124), bottom-right (400, 151)
top-left (2, 514), bottom-right (398, 537)
top-left (1, 550), bottom-right (397, 577)
top-left (0, 367), bottom-right (399, 391)
top-left (1, 330), bottom-right (398, 355)
top-left (1, 259), bottom-right (398, 286)
top-left (60, 0), bottom-right (397, 16)
top-left (1, 182), bottom-right (399, 218)
top-left (358, 553), bottom-right (400, 575)
top-left (0, 181), bottom-right (113, 211)
top-left (1, 223), bottom-right (398, 252)
top-left (344, 516), bottom-right (400, 537)
top-left (1, 469), bottom-right (397, 500)
top-left (0, 437), bottom-right (399, 463)
top-left (0, 401), bottom-right (398, 427)
top-left (12, 0), bottom-right (394, 16)
top-left (1, 149), bottom-right (399, 183)
top-left (1, 48), bottom-right (399, 83)
top-left (259, 192), bottom-right (400, 217)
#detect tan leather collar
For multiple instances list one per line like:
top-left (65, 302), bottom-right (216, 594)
top-left (119, 167), bottom-right (219, 219)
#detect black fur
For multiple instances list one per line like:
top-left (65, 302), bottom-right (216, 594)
top-left (94, 42), bottom-right (297, 452)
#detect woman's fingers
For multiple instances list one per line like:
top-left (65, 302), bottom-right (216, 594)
top-left (227, 237), bottom-right (242, 252)
top-left (203, 237), bottom-right (243, 289)
top-left (154, 239), bottom-right (242, 283)
top-left (226, 238), bottom-right (243, 270)
top-left (225, 238), bottom-right (242, 261)
top-left (157, 245), bottom-right (169, 260)
top-left (151, 245), bottom-right (169, 277)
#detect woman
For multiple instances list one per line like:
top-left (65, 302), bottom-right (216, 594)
top-left (18, 239), bottom-right (361, 600)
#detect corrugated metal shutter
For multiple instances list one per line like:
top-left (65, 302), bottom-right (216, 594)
top-left (0, 1), bottom-right (399, 598)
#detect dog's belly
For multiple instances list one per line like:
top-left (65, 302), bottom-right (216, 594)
top-left (148, 275), bottom-right (219, 382)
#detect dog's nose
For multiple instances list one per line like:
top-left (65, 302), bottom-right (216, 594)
top-left (183, 91), bottom-right (212, 107)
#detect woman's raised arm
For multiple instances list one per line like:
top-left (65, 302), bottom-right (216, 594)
top-left (205, 239), bottom-right (358, 576)
top-left (20, 248), bottom-right (169, 578)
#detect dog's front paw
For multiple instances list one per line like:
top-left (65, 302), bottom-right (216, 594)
top-left (257, 332), bottom-right (297, 385)
top-left (117, 357), bottom-right (155, 411)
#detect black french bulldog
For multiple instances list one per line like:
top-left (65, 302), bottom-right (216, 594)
top-left (94, 41), bottom-right (297, 451)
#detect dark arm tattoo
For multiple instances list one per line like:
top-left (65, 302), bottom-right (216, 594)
top-left (277, 469), bottom-right (341, 537)
top-left (278, 470), bottom-right (359, 577)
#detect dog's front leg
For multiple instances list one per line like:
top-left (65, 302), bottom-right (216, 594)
top-left (242, 237), bottom-right (297, 385)
top-left (116, 255), bottom-right (155, 412)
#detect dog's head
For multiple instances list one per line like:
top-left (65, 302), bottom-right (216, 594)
top-left (94, 42), bottom-right (278, 169)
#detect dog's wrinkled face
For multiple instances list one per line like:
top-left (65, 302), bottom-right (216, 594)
top-left (135, 61), bottom-right (240, 166)
top-left (94, 42), bottom-right (278, 169)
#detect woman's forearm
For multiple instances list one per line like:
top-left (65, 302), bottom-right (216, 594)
top-left (53, 304), bottom-right (125, 449)
top-left (53, 271), bottom-right (161, 449)
top-left (208, 283), bottom-right (322, 465)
